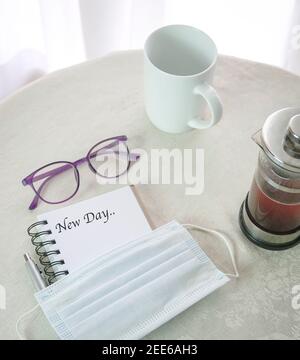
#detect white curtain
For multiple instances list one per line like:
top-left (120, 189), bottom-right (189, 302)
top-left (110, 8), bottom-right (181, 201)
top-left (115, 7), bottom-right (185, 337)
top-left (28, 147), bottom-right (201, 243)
top-left (0, 0), bottom-right (164, 99)
top-left (285, 0), bottom-right (300, 74)
top-left (0, 0), bottom-right (299, 100)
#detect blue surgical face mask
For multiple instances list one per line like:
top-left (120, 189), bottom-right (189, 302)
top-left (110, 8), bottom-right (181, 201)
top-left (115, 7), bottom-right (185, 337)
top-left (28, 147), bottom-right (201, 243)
top-left (18, 221), bottom-right (238, 340)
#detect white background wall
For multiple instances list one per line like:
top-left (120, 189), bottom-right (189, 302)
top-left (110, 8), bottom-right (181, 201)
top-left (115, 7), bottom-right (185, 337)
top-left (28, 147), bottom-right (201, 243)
top-left (0, 0), bottom-right (299, 99)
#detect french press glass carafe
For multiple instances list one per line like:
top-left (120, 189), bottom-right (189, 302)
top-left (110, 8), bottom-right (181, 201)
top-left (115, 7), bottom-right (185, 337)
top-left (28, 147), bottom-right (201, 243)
top-left (240, 107), bottom-right (300, 250)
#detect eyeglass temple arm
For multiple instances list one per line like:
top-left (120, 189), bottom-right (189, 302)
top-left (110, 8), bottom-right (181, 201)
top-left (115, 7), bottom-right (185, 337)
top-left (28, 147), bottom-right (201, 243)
top-left (28, 176), bottom-right (53, 210)
top-left (76, 149), bottom-right (139, 166)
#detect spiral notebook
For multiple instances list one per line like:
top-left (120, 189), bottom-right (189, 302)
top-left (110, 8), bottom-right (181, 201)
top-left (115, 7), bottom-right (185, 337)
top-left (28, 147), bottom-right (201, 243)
top-left (28, 186), bottom-right (151, 284)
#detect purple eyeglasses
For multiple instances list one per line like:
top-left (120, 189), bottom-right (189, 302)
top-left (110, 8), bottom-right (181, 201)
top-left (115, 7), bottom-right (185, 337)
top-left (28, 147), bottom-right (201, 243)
top-left (22, 135), bottom-right (139, 210)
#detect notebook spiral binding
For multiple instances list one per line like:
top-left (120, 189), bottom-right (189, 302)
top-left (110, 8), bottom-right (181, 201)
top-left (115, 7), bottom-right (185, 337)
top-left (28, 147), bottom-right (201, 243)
top-left (27, 220), bottom-right (69, 284)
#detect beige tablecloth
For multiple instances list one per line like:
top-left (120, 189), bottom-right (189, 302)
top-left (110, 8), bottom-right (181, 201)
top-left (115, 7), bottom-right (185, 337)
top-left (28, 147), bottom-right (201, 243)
top-left (0, 50), bottom-right (300, 340)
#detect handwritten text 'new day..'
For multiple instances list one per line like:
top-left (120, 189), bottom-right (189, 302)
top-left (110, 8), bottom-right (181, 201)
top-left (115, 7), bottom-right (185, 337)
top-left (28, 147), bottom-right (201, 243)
top-left (55, 209), bottom-right (116, 233)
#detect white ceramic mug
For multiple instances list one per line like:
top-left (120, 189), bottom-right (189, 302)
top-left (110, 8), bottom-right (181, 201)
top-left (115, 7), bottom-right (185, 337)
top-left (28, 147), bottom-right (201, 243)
top-left (144, 24), bottom-right (223, 134)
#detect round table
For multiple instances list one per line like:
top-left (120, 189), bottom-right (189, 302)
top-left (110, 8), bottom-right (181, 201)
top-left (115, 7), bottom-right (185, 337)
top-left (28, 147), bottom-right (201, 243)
top-left (1, 50), bottom-right (300, 340)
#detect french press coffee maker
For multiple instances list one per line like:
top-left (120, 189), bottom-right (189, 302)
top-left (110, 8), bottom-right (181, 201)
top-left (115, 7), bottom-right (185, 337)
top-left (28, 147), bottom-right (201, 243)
top-left (240, 107), bottom-right (300, 250)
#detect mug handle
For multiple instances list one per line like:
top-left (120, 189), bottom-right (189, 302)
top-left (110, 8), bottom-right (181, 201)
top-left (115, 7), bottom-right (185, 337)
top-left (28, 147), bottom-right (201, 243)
top-left (188, 83), bottom-right (223, 130)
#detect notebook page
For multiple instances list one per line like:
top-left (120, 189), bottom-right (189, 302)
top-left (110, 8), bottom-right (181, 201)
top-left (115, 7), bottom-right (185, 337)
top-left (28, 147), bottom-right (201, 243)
top-left (37, 186), bottom-right (151, 273)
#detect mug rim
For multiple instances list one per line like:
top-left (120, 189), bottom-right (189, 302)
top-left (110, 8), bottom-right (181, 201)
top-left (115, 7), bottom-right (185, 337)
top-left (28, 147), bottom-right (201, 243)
top-left (144, 24), bottom-right (218, 78)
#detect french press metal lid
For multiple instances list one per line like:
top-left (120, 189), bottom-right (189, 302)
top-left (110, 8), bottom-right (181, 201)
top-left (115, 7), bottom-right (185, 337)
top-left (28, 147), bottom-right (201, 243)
top-left (255, 107), bottom-right (300, 172)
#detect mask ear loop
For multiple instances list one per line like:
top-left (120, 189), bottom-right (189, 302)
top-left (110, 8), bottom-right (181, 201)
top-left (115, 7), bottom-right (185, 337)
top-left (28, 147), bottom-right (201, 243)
top-left (183, 223), bottom-right (239, 278)
top-left (16, 303), bottom-right (40, 340)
